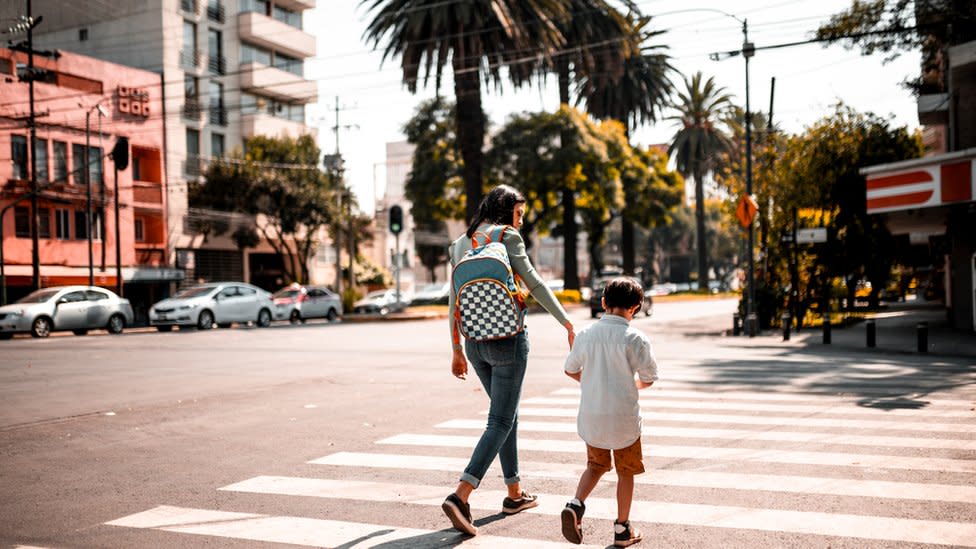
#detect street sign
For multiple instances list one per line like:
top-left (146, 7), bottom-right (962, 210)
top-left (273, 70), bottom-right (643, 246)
top-left (736, 195), bottom-right (758, 228)
top-left (796, 228), bottom-right (827, 243)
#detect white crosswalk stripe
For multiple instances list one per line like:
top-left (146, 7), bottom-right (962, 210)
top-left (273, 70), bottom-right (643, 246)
top-left (106, 384), bottom-right (976, 547)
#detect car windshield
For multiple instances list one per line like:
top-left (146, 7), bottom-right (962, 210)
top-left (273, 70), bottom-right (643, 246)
top-left (366, 290), bottom-right (390, 299)
top-left (15, 288), bottom-right (61, 304)
top-left (174, 286), bottom-right (217, 298)
top-left (274, 289), bottom-right (302, 299)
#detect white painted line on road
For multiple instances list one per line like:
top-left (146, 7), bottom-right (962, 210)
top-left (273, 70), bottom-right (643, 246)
top-left (551, 387), bottom-right (976, 408)
top-left (106, 504), bottom-right (597, 548)
top-left (518, 407), bottom-right (976, 433)
top-left (436, 419), bottom-right (976, 450)
top-left (313, 451), bottom-right (976, 504)
top-left (378, 434), bottom-right (976, 473)
top-left (523, 397), bottom-right (976, 418)
top-left (220, 477), bottom-right (976, 547)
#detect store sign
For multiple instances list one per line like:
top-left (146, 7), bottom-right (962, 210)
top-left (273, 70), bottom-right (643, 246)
top-left (117, 86), bottom-right (150, 117)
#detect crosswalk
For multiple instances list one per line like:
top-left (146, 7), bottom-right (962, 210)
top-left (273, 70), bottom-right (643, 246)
top-left (106, 383), bottom-right (976, 547)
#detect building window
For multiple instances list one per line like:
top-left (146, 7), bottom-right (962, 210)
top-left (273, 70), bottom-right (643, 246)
top-left (207, 28), bottom-right (224, 75)
top-left (92, 211), bottom-right (103, 241)
top-left (273, 5), bottom-right (301, 29)
top-left (37, 207), bottom-right (51, 239)
top-left (274, 51), bottom-right (302, 76)
top-left (240, 0), bottom-right (269, 15)
top-left (53, 141), bottom-right (68, 182)
top-left (11, 135), bottom-right (28, 179)
top-left (186, 129), bottom-right (201, 175)
top-left (33, 138), bottom-right (48, 182)
top-left (74, 210), bottom-right (88, 240)
top-left (79, 28), bottom-right (88, 41)
top-left (134, 218), bottom-right (145, 242)
top-left (55, 209), bottom-right (71, 240)
top-left (14, 207), bottom-right (30, 238)
top-left (211, 132), bottom-right (225, 158)
top-left (240, 42), bottom-right (271, 65)
top-left (182, 20), bottom-right (198, 68)
top-left (89, 146), bottom-right (103, 184)
top-left (208, 81), bottom-right (226, 125)
top-left (207, 0), bottom-right (225, 23)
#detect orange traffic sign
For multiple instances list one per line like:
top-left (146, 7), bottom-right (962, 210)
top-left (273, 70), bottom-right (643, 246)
top-left (736, 195), bottom-right (758, 228)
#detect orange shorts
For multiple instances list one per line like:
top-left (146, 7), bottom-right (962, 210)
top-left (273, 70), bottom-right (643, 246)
top-left (586, 437), bottom-right (645, 476)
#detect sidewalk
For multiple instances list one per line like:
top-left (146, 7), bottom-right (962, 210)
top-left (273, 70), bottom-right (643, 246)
top-left (755, 301), bottom-right (976, 359)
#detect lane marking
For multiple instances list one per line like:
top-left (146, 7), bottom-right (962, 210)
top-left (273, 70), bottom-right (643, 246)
top-left (312, 451), bottom-right (976, 504)
top-left (436, 419), bottom-right (976, 450)
top-left (106, 505), bottom-right (597, 548)
top-left (377, 434), bottom-right (976, 473)
top-left (220, 477), bottom-right (976, 547)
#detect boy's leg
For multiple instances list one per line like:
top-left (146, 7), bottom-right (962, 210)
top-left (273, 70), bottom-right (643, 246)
top-left (562, 446), bottom-right (611, 544)
top-left (615, 473), bottom-right (635, 523)
top-left (611, 438), bottom-right (645, 546)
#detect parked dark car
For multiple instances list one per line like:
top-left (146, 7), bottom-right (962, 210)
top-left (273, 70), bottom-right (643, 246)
top-left (589, 276), bottom-right (654, 319)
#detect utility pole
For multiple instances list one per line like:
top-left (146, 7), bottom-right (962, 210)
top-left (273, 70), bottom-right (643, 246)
top-left (742, 19), bottom-right (757, 337)
top-left (324, 97), bottom-right (357, 296)
top-left (26, 0), bottom-right (40, 290)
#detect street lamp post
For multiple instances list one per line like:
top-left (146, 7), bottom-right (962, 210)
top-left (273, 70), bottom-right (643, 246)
top-left (84, 102), bottom-right (107, 286)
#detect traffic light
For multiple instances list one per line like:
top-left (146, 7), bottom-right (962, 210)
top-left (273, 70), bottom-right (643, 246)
top-left (112, 137), bottom-right (129, 170)
top-left (389, 205), bottom-right (403, 235)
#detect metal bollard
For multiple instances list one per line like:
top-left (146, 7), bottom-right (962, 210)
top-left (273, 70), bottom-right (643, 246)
top-left (747, 313), bottom-right (758, 338)
top-left (917, 321), bottom-right (928, 353)
top-left (823, 316), bottom-right (832, 344)
top-left (733, 313), bottom-right (741, 336)
top-left (866, 319), bottom-right (876, 348)
top-left (782, 313), bottom-right (791, 341)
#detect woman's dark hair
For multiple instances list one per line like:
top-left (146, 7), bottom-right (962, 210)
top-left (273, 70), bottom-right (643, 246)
top-left (603, 277), bottom-right (644, 313)
top-left (465, 185), bottom-right (527, 238)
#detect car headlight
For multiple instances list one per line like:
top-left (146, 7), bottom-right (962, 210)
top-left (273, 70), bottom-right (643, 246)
top-left (8, 309), bottom-right (25, 318)
top-left (178, 304), bottom-right (195, 311)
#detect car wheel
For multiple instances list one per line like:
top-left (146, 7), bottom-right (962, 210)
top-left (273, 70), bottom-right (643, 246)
top-left (257, 308), bottom-right (272, 327)
top-left (0, 333), bottom-right (13, 340)
top-left (289, 310), bottom-right (301, 325)
top-left (156, 326), bottom-right (173, 332)
top-left (326, 308), bottom-right (337, 322)
top-left (197, 310), bottom-right (214, 330)
top-left (107, 314), bottom-right (125, 334)
top-left (73, 329), bottom-right (89, 336)
top-left (31, 316), bottom-right (52, 338)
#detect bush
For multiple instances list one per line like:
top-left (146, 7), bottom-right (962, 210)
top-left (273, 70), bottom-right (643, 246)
top-left (553, 289), bottom-right (582, 304)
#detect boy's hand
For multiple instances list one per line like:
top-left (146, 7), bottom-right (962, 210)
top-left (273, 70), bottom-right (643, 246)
top-left (565, 322), bottom-right (575, 349)
top-left (451, 349), bottom-right (468, 380)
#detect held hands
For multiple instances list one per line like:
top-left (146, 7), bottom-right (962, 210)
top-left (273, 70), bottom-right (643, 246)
top-left (451, 348), bottom-right (468, 380)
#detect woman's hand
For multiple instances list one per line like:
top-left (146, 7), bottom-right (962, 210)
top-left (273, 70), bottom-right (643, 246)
top-left (451, 348), bottom-right (468, 380)
top-left (565, 322), bottom-right (575, 349)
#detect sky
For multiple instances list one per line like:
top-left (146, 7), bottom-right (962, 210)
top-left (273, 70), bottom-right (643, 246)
top-left (304, 1), bottom-right (922, 213)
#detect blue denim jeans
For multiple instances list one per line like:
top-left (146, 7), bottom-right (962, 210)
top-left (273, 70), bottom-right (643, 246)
top-left (460, 330), bottom-right (530, 488)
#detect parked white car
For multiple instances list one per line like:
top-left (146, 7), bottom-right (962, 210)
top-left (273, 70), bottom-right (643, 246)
top-left (0, 286), bottom-right (134, 339)
top-left (149, 282), bottom-right (273, 331)
top-left (352, 289), bottom-right (409, 315)
top-left (272, 284), bottom-right (342, 324)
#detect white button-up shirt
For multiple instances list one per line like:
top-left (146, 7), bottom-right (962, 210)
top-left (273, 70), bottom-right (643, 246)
top-left (564, 314), bottom-right (659, 449)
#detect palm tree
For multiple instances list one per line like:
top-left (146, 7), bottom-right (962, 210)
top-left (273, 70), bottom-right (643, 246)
top-left (361, 0), bottom-right (569, 223)
top-left (580, 15), bottom-right (676, 276)
top-left (668, 72), bottom-right (733, 291)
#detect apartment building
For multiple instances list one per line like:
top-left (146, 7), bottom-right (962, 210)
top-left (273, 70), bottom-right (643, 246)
top-left (0, 47), bottom-right (177, 320)
top-left (1, 0), bottom-right (321, 290)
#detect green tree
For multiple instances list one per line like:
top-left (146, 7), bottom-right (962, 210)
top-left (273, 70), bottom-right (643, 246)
top-left (668, 72), bottom-right (734, 291)
top-left (361, 0), bottom-right (569, 222)
top-left (403, 97), bottom-right (465, 223)
top-left (190, 135), bottom-right (336, 284)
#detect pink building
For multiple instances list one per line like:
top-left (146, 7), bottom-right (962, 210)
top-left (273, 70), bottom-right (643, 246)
top-left (1, 48), bottom-right (180, 322)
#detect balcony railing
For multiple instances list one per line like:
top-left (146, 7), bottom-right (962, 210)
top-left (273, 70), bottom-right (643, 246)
top-left (132, 182), bottom-right (163, 204)
top-left (206, 1), bottom-right (225, 23)
top-left (181, 0), bottom-right (198, 14)
top-left (208, 54), bottom-right (226, 75)
top-left (184, 155), bottom-right (205, 177)
top-left (180, 49), bottom-right (201, 70)
top-left (208, 106), bottom-right (227, 126)
top-left (182, 100), bottom-right (203, 121)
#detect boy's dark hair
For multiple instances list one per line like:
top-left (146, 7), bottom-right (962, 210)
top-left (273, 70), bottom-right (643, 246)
top-left (603, 277), bottom-right (644, 312)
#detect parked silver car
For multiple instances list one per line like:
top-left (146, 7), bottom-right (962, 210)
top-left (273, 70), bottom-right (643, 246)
top-left (272, 284), bottom-right (342, 324)
top-left (149, 282), bottom-right (274, 332)
top-left (0, 286), bottom-right (134, 339)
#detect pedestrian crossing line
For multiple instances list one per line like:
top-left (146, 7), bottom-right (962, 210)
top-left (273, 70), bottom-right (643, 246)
top-left (436, 419), bottom-right (976, 450)
top-left (552, 387), bottom-right (976, 408)
top-left (523, 397), bottom-right (976, 418)
top-left (518, 407), bottom-right (976, 433)
top-left (105, 504), bottom-right (597, 548)
top-left (378, 434), bottom-right (976, 473)
top-left (312, 451), bottom-right (976, 504)
top-left (219, 476), bottom-right (976, 547)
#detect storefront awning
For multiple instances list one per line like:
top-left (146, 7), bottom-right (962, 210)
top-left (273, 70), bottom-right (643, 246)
top-left (861, 148), bottom-right (976, 214)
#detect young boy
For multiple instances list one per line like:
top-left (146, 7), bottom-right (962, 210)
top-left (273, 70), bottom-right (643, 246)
top-left (561, 277), bottom-right (658, 547)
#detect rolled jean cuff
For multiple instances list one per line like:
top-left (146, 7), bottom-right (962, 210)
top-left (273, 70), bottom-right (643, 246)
top-left (459, 472), bottom-right (481, 489)
top-left (504, 474), bottom-right (521, 486)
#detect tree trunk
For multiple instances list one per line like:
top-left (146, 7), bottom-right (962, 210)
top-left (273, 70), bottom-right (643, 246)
top-left (454, 57), bottom-right (485, 224)
top-left (557, 59), bottom-right (580, 291)
top-left (694, 166), bottom-right (708, 290)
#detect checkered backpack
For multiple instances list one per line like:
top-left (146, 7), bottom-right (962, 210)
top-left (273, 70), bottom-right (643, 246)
top-left (452, 225), bottom-right (527, 341)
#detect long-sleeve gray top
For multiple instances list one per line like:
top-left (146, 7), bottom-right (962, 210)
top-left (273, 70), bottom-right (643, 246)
top-left (448, 224), bottom-right (570, 349)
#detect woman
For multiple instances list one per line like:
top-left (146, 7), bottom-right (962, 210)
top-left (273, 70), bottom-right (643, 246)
top-left (442, 185), bottom-right (575, 535)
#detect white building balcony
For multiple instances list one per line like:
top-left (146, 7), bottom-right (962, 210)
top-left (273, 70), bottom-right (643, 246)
top-left (240, 62), bottom-right (317, 104)
top-left (238, 11), bottom-right (316, 59)
top-left (241, 112), bottom-right (310, 139)
top-left (274, 0), bottom-right (315, 10)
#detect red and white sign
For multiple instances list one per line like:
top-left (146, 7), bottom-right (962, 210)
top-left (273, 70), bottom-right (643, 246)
top-left (865, 153), bottom-right (975, 214)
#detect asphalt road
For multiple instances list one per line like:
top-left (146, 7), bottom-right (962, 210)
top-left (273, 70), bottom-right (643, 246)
top-left (1, 298), bottom-right (974, 548)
